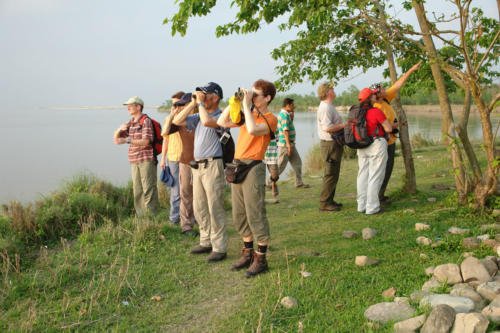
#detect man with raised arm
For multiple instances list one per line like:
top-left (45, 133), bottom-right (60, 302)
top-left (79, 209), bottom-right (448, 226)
top-left (372, 61), bottom-right (421, 205)
top-left (172, 82), bottom-right (228, 262)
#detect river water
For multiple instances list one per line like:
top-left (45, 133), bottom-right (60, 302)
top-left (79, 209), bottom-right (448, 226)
top-left (0, 107), bottom-right (494, 204)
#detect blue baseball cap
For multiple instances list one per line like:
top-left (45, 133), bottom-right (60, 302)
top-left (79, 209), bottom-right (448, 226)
top-left (174, 93), bottom-right (192, 106)
top-left (196, 82), bottom-right (223, 99)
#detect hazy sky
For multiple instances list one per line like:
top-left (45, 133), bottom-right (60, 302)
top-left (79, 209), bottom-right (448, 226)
top-left (0, 0), bottom-right (497, 109)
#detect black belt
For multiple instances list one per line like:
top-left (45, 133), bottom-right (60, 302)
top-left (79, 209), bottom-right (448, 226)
top-left (194, 156), bottom-right (222, 163)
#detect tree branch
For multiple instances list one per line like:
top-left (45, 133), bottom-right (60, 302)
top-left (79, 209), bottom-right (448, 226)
top-left (488, 92), bottom-right (500, 113)
top-left (474, 29), bottom-right (500, 74)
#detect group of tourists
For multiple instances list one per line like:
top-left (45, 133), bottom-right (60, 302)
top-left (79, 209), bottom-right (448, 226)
top-left (113, 62), bottom-right (420, 277)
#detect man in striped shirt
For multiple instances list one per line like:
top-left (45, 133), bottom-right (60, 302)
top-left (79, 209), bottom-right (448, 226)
top-left (277, 98), bottom-right (309, 188)
top-left (114, 96), bottom-right (159, 216)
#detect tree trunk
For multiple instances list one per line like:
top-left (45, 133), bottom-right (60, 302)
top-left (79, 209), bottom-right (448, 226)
top-left (469, 82), bottom-right (499, 207)
top-left (455, 89), bottom-right (481, 184)
top-left (412, 0), bottom-right (469, 205)
top-left (374, 0), bottom-right (417, 194)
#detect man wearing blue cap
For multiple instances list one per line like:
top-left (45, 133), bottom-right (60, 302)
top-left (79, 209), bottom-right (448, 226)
top-left (173, 82), bottom-right (228, 262)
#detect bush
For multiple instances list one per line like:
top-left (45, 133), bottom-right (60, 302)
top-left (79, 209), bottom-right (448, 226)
top-left (1, 173), bottom-right (135, 249)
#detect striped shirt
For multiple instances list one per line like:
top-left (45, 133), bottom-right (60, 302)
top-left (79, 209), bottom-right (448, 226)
top-left (264, 134), bottom-right (278, 165)
top-left (123, 116), bottom-right (154, 164)
top-left (277, 109), bottom-right (296, 147)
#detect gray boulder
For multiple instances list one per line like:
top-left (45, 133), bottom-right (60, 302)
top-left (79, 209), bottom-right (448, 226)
top-left (364, 302), bottom-right (415, 324)
top-left (422, 277), bottom-right (442, 292)
top-left (480, 258), bottom-right (498, 277)
top-left (462, 237), bottom-right (480, 249)
top-left (450, 284), bottom-right (486, 312)
top-left (449, 227), bottom-right (469, 235)
top-left (421, 304), bottom-right (456, 333)
top-left (420, 294), bottom-right (475, 313)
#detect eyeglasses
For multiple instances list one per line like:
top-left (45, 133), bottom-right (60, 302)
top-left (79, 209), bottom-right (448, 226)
top-left (253, 92), bottom-right (265, 98)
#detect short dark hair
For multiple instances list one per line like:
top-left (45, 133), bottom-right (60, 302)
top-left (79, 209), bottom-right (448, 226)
top-left (138, 104), bottom-right (144, 112)
top-left (253, 79), bottom-right (276, 103)
top-left (171, 91), bottom-right (185, 99)
top-left (360, 100), bottom-right (373, 108)
top-left (283, 98), bottom-right (294, 108)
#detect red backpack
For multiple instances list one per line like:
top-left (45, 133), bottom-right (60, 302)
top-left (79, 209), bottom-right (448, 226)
top-left (139, 114), bottom-right (163, 156)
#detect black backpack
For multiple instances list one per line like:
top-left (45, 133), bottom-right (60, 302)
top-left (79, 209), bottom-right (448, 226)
top-left (344, 105), bottom-right (381, 149)
top-left (216, 128), bottom-right (235, 167)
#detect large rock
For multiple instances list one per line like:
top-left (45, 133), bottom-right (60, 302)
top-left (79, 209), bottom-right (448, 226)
top-left (421, 304), bottom-right (456, 333)
top-left (342, 230), bottom-right (359, 239)
top-left (480, 258), bottom-right (498, 277)
top-left (482, 294), bottom-right (500, 323)
top-left (476, 281), bottom-right (500, 301)
top-left (394, 314), bottom-right (426, 333)
top-left (364, 302), bottom-right (415, 324)
top-left (420, 294), bottom-right (475, 313)
top-left (461, 257), bottom-right (492, 283)
top-left (416, 223), bottom-right (431, 231)
top-left (451, 313), bottom-right (489, 333)
top-left (449, 227), bottom-right (469, 235)
top-left (362, 228), bottom-right (377, 240)
top-left (355, 256), bottom-right (379, 266)
top-left (462, 237), bottom-right (480, 249)
top-left (434, 263), bottom-right (463, 285)
top-left (477, 234), bottom-right (490, 241)
top-left (450, 284), bottom-right (486, 312)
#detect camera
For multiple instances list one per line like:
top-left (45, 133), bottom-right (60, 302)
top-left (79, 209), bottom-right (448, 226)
top-left (219, 131), bottom-right (231, 144)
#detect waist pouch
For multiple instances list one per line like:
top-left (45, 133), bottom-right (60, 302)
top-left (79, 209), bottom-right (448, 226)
top-left (225, 160), bottom-right (262, 184)
top-left (331, 128), bottom-right (345, 146)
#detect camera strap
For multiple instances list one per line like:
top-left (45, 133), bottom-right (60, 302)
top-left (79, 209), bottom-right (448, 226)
top-left (257, 109), bottom-right (276, 140)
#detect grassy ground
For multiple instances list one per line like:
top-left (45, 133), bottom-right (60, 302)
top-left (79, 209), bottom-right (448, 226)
top-left (1, 145), bottom-right (499, 332)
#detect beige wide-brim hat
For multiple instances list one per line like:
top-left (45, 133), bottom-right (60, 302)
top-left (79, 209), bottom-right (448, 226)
top-left (123, 96), bottom-right (144, 106)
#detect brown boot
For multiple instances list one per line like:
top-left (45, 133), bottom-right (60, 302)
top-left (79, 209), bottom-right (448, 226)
top-left (231, 248), bottom-right (254, 271)
top-left (244, 252), bottom-right (268, 277)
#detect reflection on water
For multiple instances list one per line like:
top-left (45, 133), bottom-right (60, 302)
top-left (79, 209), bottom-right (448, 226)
top-left (1, 107), bottom-right (496, 203)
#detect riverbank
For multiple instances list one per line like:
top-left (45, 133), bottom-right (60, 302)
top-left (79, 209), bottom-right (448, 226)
top-left (1, 145), bottom-right (499, 331)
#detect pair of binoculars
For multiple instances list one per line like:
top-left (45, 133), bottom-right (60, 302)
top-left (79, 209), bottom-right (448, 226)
top-left (234, 88), bottom-right (256, 99)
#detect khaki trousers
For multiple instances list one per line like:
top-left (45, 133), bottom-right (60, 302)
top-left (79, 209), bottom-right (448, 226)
top-left (278, 143), bottom-right (303, 186)
top-left (231, 161), bottom-right (270, 244)
top-left (319, 140), bottom-right (343, 207)
top-left (179, 162), bottom-right (195, 232)
top-left (131, 160), bottom-right (159, 216)
top-left (192, 159), bottom-right (227, 253)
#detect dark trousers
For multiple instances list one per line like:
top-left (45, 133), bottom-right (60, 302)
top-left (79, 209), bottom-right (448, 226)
top-left (379, 143), bottom-right (396, 198)
top-left (319, 140), bottom-right (343, 207)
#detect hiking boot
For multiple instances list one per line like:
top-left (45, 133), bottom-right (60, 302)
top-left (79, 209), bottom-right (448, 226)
top-left (182, 229), bottom-right (198, 237)
top-left (206, 251), bottom-right (227, 262)
top-left (245, 252), bottom-right (268, 278)
top-left (380, 199), bottom-right (391, 206)
top-left (319, 204), bottom-right (340, 212)
top-left (366, 208), bottom-right (385, 215)
top-left (231, 248), bottom-right (254, 271)
top-left (189, 244), bottom-right (212, 254)
top-left (296, 183), bottom-right (310, 188)
top-left (332, 201), bottom-right (343, 207)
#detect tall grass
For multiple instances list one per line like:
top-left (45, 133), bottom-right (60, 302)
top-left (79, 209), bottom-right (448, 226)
top-left (0, 174), bottom-right (136, 255)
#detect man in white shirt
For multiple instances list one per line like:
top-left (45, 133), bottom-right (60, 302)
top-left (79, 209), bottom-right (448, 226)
top-left (316, 83), bottom-right (345, 211)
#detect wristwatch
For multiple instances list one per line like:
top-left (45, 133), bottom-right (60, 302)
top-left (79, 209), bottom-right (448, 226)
top-left (126, 137), bottom-right (131, 144)
top-left (199, 102), bottom-right (205, 108)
